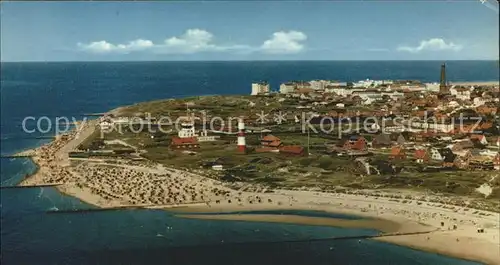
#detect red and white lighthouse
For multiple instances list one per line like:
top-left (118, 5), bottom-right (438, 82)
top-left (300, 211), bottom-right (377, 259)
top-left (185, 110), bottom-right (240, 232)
top-left (237, 118), bottom-right (246, 153)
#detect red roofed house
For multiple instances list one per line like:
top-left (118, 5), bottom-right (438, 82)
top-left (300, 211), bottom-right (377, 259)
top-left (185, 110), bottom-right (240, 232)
top-left (480, 122), bottom-right (493, 130)
top-left (389, 146), bottom-right (406, 160)
top-left (414, 149), bottom-right (429, 163)
top-left (476, 105), bottom-right (498, 116)
top-left (352, 136), bottom-right (367, 151)
top-left (470, 134), bottom-right (488, 145)
top-left (170, 137), bottom-right (199, 149)
top-left (297, 87), bottom-right (314, 94)
top-left (255, 147), bottom-right (280, 153)
top-left (342, 135), bottom-right (367, 151)
top-left (261, 135), bottom-right (283, 148)
top-left (279, 145), bottom-right (305, 156)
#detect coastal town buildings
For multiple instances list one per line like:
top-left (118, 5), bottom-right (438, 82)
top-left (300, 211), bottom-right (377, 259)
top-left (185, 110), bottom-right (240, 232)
top-left (473, 97), bottom-right (487, 107)
top-left (425, 83), bottom-right (441, 92)
top-left (372, 134), bottom-right (392, 148)
top-left (341, 136), bottom-right (368, 151)
top-left (309, 80), bottom-right (329, 91)
top-left (353, 79), bottom-right (393, 88)
top-left (251, 82), bottom-right (270, 95)
top-left (95, 64), bottom-right (499, 182)
top-left (430, 148), bottom-right (444, 161)
top-left (450, 86), bottom-right (472, 101)
top-left (470, 134), bottom-right (488, 145)
top-left (352, 90), bottom-right (404, 102)
top-left (197, 130), bottom-right (219, 142)
top-left (99, 119), bottom-right (114, 130)
top-left (476, 104), bottom-right (498, 116)
top-left (170, 136), bottom-right (200, 149)
top-left (279, 82), bottom-right (296, 94)
top-left (414, 149), bottom-right (430, 163)
top-left (279, 145), bottom-right (305, 156)
top-left (178, 118), bottom-right (198, 138)
top-left (260, 135), bottom-right (282, 149)
top-left (389, 146), bottom-right (406, 160)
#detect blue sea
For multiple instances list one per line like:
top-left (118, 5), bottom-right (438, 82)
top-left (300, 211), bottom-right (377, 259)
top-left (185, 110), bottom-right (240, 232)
top-left (1, 61), bottom-right (497, 265)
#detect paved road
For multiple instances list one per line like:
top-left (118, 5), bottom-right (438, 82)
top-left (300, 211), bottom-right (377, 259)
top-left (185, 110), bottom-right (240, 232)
top-left (56, 120), bottom-right (98, 166)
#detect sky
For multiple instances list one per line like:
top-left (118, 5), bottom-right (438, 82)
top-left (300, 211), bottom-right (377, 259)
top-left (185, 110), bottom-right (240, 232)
top-left (1, 1), bottom-right (499, 61)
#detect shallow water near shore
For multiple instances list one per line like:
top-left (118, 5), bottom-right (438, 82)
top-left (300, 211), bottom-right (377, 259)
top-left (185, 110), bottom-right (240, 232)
top-left (2, 61), bottom-right (496, 265)
top-left (0, 185), bottom-right (482, 265)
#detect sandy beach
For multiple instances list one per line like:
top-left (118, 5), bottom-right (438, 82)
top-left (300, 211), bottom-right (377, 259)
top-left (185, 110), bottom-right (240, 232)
top-left (15, 116), bottom-right (500, 265)
top-left (171, 192), bottom-right (500, 265)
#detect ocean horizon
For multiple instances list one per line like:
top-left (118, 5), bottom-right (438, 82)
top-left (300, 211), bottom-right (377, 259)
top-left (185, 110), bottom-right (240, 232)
top-left (1, 61), bottom-right (497, 265)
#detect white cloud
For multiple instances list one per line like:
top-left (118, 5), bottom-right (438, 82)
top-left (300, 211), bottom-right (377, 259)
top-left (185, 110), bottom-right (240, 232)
top-left (158, 29), bottom-right (250, 54)
top-left (260, 31), bottom-right (307, 54)
top-left (397, 38), bottom-right (463, 53)
top-left (77, 29), bottom-right (247, 54)
top-left (78, 29), bottom-right (308, 55)
top-left (77, 39), bottom-right (153, 54)
top-left (162, 29), bottom-right (219, 53)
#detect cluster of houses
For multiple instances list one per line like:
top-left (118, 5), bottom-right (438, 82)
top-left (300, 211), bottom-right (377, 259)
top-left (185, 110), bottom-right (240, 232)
top-left (407, 135), bottom-right (500, 170)
top-left (247, 76), bottom-right (498, 172)
top-left (328, 135), bottom-right (369, 156)
top-left (341, 131), bottom-right (500, 171)
top-left (251, 78), bottom-right (498, 111)
top-left (324, 129), bottom-right (500, 171)
top-left (274, 79), bottom-right (430, 97)
top-left (98, 114), bottom-right (131, 131)
top-left (251, 82), bottom-right (270, 96)
top-left (254, 135), bottom-right (305, 156)
top-left (93, 76), bottom-right (499, 176)
top-left (169, 117), bottom-right (222, 150)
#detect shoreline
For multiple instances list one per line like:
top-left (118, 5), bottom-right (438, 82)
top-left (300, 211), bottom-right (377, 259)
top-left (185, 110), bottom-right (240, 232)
top-left (57, 181), bottom-right (500, 265)
top-left (172, 203), bottom-right (498, 265)
top-left (49, 181), bottom-right (500, 264)
top-left (11, 107), bottom-right (500, 265)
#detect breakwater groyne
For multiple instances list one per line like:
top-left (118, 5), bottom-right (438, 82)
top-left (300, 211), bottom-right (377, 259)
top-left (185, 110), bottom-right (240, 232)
top-left (164, 229), bottom-right (439, 249)
top-left (0, 184), bottom-right (62, 189)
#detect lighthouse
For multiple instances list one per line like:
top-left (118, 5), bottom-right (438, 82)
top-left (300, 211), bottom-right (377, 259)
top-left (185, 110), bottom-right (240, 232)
top-left (237, 118), bottom-right (246, 153)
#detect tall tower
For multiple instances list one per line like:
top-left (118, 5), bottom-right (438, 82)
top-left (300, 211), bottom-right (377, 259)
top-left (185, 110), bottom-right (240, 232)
top-left (237, 118), bottom-right (246, 153)
top-left (439, 63), bottom-right (448, 94)
top-left (178, 103), bottom-right (197, 138)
